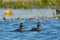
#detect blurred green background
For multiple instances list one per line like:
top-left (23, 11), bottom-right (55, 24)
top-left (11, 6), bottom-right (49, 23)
top-left (0, 0), bottom-right (58, 9)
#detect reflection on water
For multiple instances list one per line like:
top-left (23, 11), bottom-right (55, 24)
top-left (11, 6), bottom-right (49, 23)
top-left (0, 8), bottom-right (56, 20)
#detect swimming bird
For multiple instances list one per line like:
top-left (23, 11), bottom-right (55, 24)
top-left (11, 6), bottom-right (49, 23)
top-left (30, 22), bottom-right (41, 32)
top-left (10, 23), bottom-right (24, 32)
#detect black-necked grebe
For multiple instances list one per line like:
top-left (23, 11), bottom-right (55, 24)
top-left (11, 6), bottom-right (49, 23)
top-left (30, 22), bottom-right (41, 32)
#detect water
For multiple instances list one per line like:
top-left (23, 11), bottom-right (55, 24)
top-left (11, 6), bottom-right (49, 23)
top-left (0, 8), bottom-right (56, 20)
top-left (0, 19), bottom-right (60, 40)
top-left (0, 8), bottom-right (58, 40)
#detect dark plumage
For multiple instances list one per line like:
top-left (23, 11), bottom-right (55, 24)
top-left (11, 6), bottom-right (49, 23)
top-left (30, 22), bottom-right (41, 32)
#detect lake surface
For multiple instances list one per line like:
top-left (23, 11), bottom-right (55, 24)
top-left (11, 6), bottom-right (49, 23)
top-left (0, 8), bottom-right (59, 40)
top-left (0, 19), bottom-right (60, 40)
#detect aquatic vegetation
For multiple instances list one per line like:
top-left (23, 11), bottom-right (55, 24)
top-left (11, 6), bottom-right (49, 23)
top-left (0, 0), bottom-right (57, 9)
